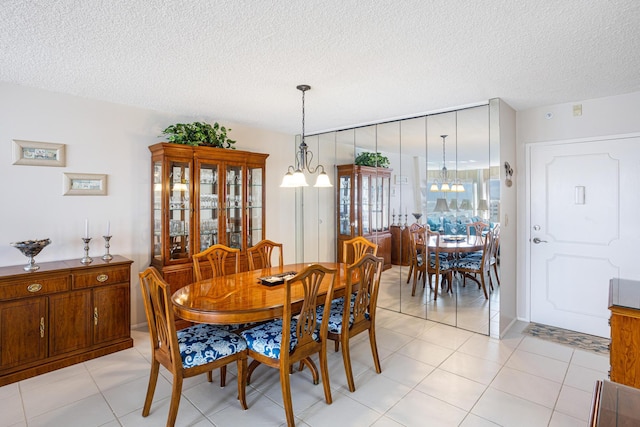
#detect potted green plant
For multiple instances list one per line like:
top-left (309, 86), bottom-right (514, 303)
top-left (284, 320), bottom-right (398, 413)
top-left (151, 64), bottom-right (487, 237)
top-left (354, 152), bottom-right (390, 168)
top-left (161, 121), bottom-right (236, 149)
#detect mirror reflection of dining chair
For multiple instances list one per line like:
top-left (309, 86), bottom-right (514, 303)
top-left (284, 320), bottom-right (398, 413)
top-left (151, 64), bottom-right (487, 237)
top-left (241, 264), bottom-right (336, 427)
top-left (454, 228), bottom-right (495, 299)
top-left (409, 227), bottom-right (452, 299)
top-left (139, 267), bottom-right (248, 427)
top-left (466, 220), bottom-right (489, 243)
top-left (405, 223), bottom-right (426, 285)
top-left (192, 244), bottom-right (240, 281)
top-left (490, 224), bottom-right (501, 286)
top-left (247, 239), bottom-right (283, 270)
top-left (342, 236), bottom-right (378, 264)
top-left (316, 254), bottom-right (383, 392)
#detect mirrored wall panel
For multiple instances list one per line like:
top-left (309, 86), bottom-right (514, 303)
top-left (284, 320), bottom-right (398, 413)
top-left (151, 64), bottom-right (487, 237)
top-left (307, 103), bottom-right (498, 335)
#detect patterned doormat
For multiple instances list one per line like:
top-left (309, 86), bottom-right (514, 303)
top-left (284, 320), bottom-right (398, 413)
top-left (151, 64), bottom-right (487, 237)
top-left (523, 322), bottom-right (610, 355)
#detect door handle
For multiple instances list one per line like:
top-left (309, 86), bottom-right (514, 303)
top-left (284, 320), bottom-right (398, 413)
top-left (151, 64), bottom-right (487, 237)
top-left (532, 237), bottom-right (548, 244)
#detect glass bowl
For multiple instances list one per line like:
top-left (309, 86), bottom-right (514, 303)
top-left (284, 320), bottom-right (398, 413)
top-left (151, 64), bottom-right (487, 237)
top-left (10, 238), bottom-right (51, 271)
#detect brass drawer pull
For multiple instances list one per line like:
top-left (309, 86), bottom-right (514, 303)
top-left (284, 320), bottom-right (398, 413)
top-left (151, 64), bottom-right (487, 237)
top-left (94, 307), bottom-right (98, 325)
top-left (96, 274), bottom-right (109, 283)
top-left (40, 317), bottom-right (45, 338)
top-left (27, 283), bottom-right (43, 292)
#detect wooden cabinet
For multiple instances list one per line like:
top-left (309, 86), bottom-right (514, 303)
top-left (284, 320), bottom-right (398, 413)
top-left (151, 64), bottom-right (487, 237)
top-left (608, 278), bottom-right (640, 388)
top-left (149, 143), bottom-right (268, 292)
top-left (0, 256), bottom-right (133, 386)
top-left (336, 164), bottom-right (392, 269)
top-left (390, 225), bottom-right (410, 266)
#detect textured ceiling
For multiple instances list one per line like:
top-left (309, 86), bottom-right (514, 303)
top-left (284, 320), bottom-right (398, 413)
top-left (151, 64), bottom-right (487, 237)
top-left (2, 0), bottom-right (640, 135)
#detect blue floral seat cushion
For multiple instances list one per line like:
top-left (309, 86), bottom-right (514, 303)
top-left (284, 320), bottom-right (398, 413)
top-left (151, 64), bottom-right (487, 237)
top-left (463, 250), bottom-right (483, 259)
top-left (240, 318), bottom-right (319, 359)
top-left (177, 323), bottom-right (247, 369)
top-left (428, 253), bottom-right (452, 270)
top-left (453, 257), bottom-right (482, 270)
top-left (316, 295), bottom-right (369, 334)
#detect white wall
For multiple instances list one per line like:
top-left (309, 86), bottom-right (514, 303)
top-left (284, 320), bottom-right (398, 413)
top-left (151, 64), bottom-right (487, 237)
top-left (515, 90), bottom-right (640, 320)
top-left (0, 82), bottom-right (294, 326)
top-left (494, 98), bottom-right (517, 337)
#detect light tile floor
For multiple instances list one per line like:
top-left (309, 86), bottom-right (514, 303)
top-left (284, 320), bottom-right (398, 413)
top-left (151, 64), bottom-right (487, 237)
top-left (0, 313), bottom-right (607, 426)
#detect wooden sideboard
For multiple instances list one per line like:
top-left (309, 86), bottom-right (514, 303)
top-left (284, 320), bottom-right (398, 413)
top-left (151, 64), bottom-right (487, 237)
top-left (608, 278), bottom-right (640, 388)
top-left (0, 256), bottom-right (133, 386)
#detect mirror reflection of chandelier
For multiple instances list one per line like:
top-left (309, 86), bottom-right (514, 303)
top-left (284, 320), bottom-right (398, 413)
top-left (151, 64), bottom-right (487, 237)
top-left (430, 134), bottom-right (464, 193)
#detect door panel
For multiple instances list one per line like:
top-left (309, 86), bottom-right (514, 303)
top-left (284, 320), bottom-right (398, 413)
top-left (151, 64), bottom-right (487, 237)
top-left (529, 136), bottom-right (640, 337)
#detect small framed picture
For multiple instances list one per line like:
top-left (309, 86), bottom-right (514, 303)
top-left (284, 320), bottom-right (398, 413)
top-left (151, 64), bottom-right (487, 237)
top-left (13, 140), bottom-right (66, 167)
top-left (63, 173), bottom-right (108, 196)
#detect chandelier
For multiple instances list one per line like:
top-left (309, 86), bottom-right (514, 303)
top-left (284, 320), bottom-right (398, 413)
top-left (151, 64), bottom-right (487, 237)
top-left (429, 134), bottom-right (464, 193)
top-left (280, 85), bottom-right (332, 188)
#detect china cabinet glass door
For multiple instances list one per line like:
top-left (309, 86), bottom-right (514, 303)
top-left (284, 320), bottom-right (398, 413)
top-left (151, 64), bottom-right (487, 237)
top-left (225, 165), bottom-right (243, 250)
top-left (169, 161), bottom-right (190, 260)
top-left (152, 161), bottom-right (162, 261)
top-left (361, 175), bottom-right (370, 235)
top-left (247, 166), bottom-right (263, 247)
top-left (198, 163), bottom-right (219, 252)
top-left (338, 175), bottom-right (352, 236)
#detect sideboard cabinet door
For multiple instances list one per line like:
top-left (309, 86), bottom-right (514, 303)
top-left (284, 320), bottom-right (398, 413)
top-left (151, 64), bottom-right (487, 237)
top-left (49, 290), bottom-right (93, 356)
top-left (0, 297), bottom-right (47, 370)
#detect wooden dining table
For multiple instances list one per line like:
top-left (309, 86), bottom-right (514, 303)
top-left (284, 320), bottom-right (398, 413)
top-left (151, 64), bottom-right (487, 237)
top-left (431, 235), bottom-right (484, 254)
top-left (172, 262), bottom-right (348, 325)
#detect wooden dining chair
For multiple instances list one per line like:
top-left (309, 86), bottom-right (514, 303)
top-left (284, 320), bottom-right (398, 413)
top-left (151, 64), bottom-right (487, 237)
top-left (139, 267), bottom-right (248, 427)
top-left (240, 264), bottom-right (336, 427)
top-left (192, 244), bottom-right (240, 386)
top-left (453, 228), bottom-right (494, 298)
top-left (407, 226), bottom-right (426, 291)
top-left (426, 228), bottom-right (454, 299)
top-left (466, 220), bottom-right (489, 242)
top-left (405, 223), bottom-right (426, 284)
top-left (192, 244), bottom-right (240, 281)
top-left (247, 239), bottom-right (283, 270)
top-left (342, 236), bottom-right (378, 264)
top-left (409, 228), bottom-right (452, 299)
top-left (316, 253), bottom-right (383, 392)
top-left (491, 224), bottom-right (500, 286)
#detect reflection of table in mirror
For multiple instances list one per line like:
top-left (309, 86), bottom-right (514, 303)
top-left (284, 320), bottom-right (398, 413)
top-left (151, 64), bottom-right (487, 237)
top-left (428, 235), bottom-right (483, 254)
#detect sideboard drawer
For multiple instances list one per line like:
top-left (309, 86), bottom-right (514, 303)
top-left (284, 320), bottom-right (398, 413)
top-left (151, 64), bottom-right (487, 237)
top-left (73, 266), bottom-right (130, 289)
top-left (0, 274), bottom-right (70, 301)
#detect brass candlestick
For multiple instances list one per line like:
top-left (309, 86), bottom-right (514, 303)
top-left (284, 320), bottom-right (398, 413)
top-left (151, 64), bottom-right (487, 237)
top-left (102, 235), bottom-right (113, 261)
top-left (81, 237), bottom-right (93, 264)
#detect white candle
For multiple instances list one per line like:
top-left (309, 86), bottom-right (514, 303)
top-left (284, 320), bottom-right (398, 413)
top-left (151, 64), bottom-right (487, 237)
top-left (106, 221), bottom-right (110, 236)
top-left (85, 219), bottom-right (89, 238)
top-left (393, 208), bottom-right (395, 216)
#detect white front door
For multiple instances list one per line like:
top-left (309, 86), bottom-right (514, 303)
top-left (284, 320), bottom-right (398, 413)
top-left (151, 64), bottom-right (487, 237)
top-left (528, 135), bottom-right (640, 337)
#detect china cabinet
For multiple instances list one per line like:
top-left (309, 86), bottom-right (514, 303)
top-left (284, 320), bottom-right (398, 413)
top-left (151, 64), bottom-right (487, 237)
top-left (149, 143), bottom-right (268, 292)
top-left (0, 256), bottom-right (133, 386)
top-left (336, 164), bottom-right (392, 269)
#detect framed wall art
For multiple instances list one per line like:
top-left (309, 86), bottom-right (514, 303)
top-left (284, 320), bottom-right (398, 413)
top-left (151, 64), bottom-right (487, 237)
top-left (63, 173), bottom-right (108, 196)
top-left (13, 140), bottom-right (66, 167)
